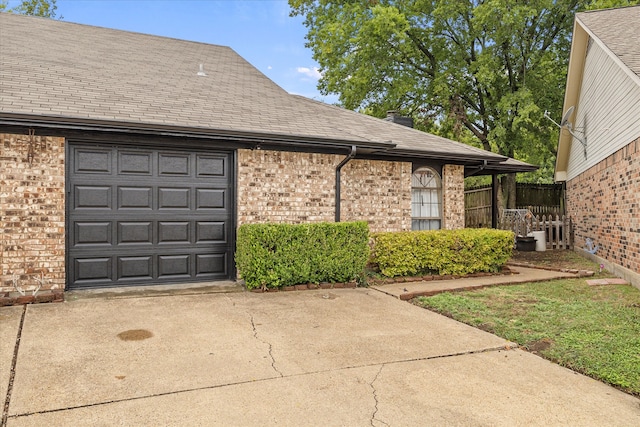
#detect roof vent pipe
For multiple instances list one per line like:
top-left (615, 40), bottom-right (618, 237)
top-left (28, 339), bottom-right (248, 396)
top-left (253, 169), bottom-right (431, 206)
top-left (197, 64), bottom-right (207, 76)
top-left (335, 145), bottom-right (357, 222)
top-left (384, 110), bottom-right (414, 128)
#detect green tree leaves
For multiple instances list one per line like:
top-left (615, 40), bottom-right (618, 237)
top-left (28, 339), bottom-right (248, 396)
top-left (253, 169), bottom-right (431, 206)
top-left (0, 0), bottom-right (59, 18)
top-left (290, 0), bottom-right (635, 185)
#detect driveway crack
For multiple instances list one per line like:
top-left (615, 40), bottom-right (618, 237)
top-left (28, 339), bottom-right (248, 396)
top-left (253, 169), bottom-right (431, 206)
top-left (250, 315), bottom-right (283, 377)
top-left (369, 364), bottom-right (389, 427)
top-left (2, 304), bottom-right (27, 427)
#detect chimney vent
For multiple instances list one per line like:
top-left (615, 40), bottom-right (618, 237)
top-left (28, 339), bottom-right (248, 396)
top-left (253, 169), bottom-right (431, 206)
top-left (384, 110), bottom-right (413, 128)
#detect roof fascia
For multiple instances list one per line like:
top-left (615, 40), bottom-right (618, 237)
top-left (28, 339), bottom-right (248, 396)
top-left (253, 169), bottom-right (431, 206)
top-left (555, 19), bottom-right (588, 182)
top-left (0, 113), bottom-right (397, 152)
top-left (1, 113), bottom-right (516, 165)
top-left (578, 14), bottom-right (640, 88)
top-left (365, 148), bottom-right (507, 163)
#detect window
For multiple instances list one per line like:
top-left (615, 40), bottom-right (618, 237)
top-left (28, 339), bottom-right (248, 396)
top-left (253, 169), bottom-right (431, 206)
top-left (411, 167), bottom-right (442, 230)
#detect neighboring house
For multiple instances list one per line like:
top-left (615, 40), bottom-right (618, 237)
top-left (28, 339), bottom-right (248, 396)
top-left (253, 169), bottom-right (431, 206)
top-left (555, 6), bottom-right (640, 288)
top-left (0, 13), bottom-right (535, 292)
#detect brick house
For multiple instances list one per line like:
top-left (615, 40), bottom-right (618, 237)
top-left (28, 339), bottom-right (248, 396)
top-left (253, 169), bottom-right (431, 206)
top-left (0, 13), bottom-right (535, 292)
top-left (555, 6), bottom-right (640, 288)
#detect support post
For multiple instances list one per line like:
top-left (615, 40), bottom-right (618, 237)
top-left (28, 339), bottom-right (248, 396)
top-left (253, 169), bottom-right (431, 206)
top-left (491, 174), bottom-right (499, 229)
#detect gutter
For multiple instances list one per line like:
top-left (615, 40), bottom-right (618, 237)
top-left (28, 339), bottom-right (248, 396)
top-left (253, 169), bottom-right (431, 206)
top-left (464, 160), bottom-right (488, 177)
top-left (335, 145), bottom-right (357, 222)
top-left (0, 113), bottom-right (397, 152)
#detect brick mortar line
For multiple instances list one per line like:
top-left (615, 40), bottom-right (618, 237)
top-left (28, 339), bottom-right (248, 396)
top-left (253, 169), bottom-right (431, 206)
top-left (7, 344), bottom-right (516, 420)
top-left (1, 304), bottom-right (27, 427)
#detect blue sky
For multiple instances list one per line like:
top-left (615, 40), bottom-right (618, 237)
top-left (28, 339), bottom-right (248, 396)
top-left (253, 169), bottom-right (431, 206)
top-left (11, 0), bottom-right (337, 103)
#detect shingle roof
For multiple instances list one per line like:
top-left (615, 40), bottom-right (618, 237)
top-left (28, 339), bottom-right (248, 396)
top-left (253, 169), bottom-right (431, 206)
top-left (0, 12), bottom-right (523, 166)
top-left (577, 5), bottom-right (640, 78)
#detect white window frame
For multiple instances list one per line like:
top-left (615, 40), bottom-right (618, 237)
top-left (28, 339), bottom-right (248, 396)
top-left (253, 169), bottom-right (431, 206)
top-left (411, 166), bottom-right (442, 230)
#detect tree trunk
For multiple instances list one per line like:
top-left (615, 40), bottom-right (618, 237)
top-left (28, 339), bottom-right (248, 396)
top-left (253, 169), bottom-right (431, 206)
top-left (500, 173), bottom-right (517, 209)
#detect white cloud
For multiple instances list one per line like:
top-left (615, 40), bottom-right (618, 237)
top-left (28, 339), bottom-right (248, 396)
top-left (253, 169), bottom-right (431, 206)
top-left (268, 65), bottom-right (273, 70)
top-left (296, 66), bottom-right (322, 80)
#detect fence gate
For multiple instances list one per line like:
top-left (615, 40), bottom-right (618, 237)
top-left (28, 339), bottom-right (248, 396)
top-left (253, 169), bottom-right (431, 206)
top-left (499, 212), bottom-right (573, 250)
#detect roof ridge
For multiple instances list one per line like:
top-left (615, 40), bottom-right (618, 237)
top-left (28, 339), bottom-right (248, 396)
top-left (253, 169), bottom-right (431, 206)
top-left (576, 4), bottom-right (640, 16)
top-left (0, 11), bottom-right (233, 50)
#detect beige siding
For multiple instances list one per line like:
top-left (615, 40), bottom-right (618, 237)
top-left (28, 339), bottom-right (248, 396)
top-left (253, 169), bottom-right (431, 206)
top-left (567, 40), bottom-right (640, 181)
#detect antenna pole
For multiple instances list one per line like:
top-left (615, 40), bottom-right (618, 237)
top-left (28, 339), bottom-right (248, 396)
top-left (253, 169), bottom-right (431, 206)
top-left (543, 111), bottom-right (562, 128)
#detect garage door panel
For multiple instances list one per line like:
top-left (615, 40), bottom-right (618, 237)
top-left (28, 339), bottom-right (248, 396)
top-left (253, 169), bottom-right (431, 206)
top-left (196, 253), bottom-right (227, 276)
top-left (158, 255), bottom-right (190, 278)
top-left (118, 187), bottom-right (153, 209)
top-left (118, 256), bottom-right (153, 280)
top-left (74, 222), bottom-right (112, 246)
top-left (196, 189), bottom-right (226, 209)
top-left (118, 222), bottom-right (153, 245)
top-left (196, 222), bottom-right (226, 243)
top-left (197, 155), bottom-right (226, 177)
top-left (68, 144), bottom-right (234, 289)
top-left (74, 148), bottom-right (112, 174)
top-left (75, 257), bottom-right (112, 282)
top-left (118, 151), bottom-right (152, 175)
top-left (159, 153), bottom-right (190, 176)
top-left (75, 186), bottom-right (112, 209)
top-left (158, 222), bottom-right (190, 244)
top-left (159, 188), bottom-right (190, 209)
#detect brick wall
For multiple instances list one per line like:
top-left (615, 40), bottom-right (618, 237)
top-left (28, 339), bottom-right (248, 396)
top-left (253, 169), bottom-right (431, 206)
top-left (341, 159), bottom-right (412, 231)
top-left (567, 137), bottom-right (639, 276)
top-left (237, 149), bottom-right (412, 232)
top-left (442, 164), bottom-right (465, 230)
top-left (1, 133), bottom-right (66, 293)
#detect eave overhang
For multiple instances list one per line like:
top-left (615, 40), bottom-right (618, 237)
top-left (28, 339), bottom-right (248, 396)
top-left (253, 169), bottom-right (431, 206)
top-left (0, 112), bottom-right (538, 175)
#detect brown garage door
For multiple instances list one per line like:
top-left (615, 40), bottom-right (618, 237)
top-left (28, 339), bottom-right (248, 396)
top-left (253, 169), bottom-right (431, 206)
top-left (67, 143), bottom-right (234, 289)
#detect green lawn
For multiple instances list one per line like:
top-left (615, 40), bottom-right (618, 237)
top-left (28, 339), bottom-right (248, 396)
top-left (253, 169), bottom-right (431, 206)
top-left (414, 279), bottom-right (640, 397)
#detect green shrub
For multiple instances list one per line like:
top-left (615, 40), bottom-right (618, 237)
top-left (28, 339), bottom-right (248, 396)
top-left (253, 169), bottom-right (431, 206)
top-left (370, 228), bottom-right (513, 277)
top-left (236, 221), bottom-right (370, 289)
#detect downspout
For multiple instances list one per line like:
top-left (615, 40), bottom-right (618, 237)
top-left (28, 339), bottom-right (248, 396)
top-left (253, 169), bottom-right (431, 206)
top-left (335, 145), bottom-right (357, 222)
top-left (465, 160), bottom-right (487, 177)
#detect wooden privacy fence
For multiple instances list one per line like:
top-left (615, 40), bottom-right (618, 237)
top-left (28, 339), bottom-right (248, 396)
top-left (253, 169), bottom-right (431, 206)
top-left (499, 213), bottom-right (573, 250)
top-left (515, 183), bottom-right (564, 216)
top-left (465, 186), bottom-right (492, 228)
top-left (465, 183), bottom-right (565, 228)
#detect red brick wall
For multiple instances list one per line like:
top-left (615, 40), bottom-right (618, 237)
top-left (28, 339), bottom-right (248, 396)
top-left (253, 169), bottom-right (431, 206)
top-left (566, 137), bottom-right (640, 275)
top-left (237, 149), bottom-right (413, 232)
top-left (341, 159), bottom-right (412, 231)
top-left (1, 133), bottom-right (66, 293)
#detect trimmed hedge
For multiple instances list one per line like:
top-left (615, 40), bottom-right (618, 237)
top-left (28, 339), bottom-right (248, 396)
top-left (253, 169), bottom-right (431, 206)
top-left (236, 221), bottom-right (369, 290)
top-left (370, 228), bottom-right (514, 277)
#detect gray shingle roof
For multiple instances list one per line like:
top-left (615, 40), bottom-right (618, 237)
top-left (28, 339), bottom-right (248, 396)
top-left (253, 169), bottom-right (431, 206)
top-left (0, 12), bottom-right (519, 165)
top-left (577, 5), bottom-right (640, 78)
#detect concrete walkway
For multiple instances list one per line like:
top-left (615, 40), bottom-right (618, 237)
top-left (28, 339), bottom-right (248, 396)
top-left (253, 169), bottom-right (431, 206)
top-left (1, 286), bottom-right (638, 426)
top-left (372, 265), bottom-right (578, 300)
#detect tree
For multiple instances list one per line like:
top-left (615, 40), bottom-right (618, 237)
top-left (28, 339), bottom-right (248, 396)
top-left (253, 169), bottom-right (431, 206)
top-left (290, 0), bottom-right (636, 206)
top-left (0, 0), bottom-right (59, 18)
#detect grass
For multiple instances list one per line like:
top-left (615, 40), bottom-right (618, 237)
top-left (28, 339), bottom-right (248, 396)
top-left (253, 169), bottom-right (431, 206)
top-left (414, 279), bottom-right (640, 396)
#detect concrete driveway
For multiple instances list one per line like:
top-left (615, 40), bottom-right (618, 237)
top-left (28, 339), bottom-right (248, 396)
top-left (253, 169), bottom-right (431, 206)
top-left (1, 288), bottom-right (639, 426)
